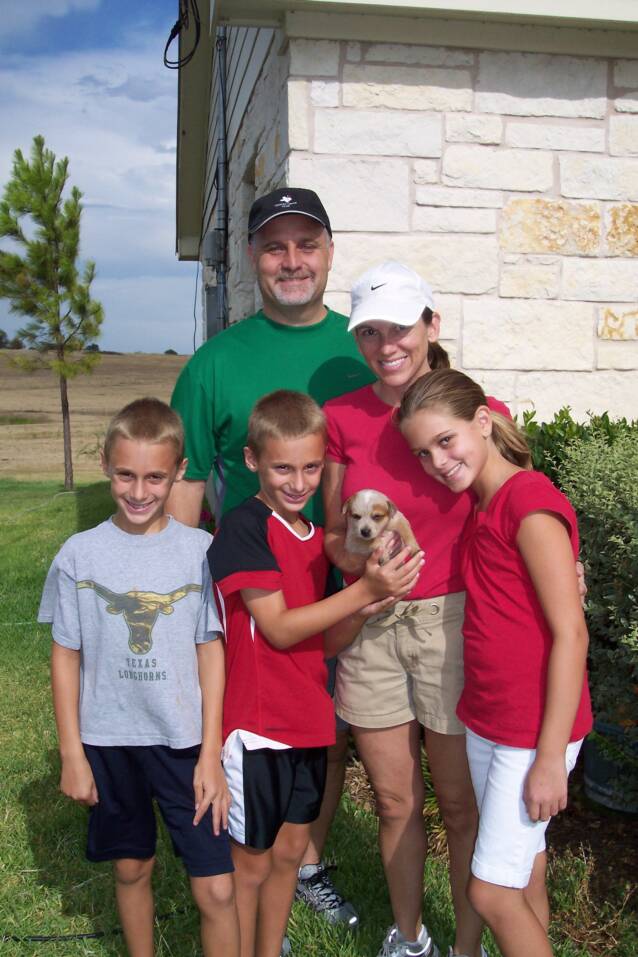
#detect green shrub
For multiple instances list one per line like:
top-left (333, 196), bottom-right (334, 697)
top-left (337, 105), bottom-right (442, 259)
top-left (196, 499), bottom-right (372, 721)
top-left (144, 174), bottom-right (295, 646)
top-left (556, 429), bottom-right (638, 797)
top-left (521, 407), bottom-right (638, 488)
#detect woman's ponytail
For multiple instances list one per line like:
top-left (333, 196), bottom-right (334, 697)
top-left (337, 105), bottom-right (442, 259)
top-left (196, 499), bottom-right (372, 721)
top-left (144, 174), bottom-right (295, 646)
top-left (421, 307), bottom-right (450, 371)
top-left (490, 411), bottom-right (532, 469)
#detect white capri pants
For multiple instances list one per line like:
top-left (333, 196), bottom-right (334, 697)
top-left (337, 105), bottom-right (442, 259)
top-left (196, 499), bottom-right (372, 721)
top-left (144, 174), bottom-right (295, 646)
top-left (466, 729), bottom-right (583, 888)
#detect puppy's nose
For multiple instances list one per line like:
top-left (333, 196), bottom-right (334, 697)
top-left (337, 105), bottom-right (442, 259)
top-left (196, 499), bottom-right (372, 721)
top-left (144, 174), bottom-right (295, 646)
top-left (360, 527), bottom-right (372, 538)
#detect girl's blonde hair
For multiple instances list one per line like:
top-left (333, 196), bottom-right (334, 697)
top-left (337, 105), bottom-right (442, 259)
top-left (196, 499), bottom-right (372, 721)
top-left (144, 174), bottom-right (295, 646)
top-left (246, 390), bottom-right (326, 457)
top-left (103, 398), bottom-right (185, 464)
top-left (397, 368), bottom-right (532, 470)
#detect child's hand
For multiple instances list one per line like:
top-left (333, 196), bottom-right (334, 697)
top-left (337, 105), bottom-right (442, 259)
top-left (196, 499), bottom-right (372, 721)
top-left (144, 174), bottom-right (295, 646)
top-left (576, 560), bottom-right (587, 604)
top-left (193, 754), bottom-right (232, 834)
top-left (376, 530), bottom-right (402, 565)
top-left (523, 754), bottom-right (568, 822)
top-left (362, 546), bottom-right (424, 602)
top-left (359, 596), bottom-right (397, 617)
top-left (60, 754), bottom-right (99, 806)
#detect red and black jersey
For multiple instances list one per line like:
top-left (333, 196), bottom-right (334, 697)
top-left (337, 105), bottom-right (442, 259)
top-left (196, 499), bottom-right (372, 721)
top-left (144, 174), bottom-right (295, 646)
top-left (208, 497), bottom-right (335, 748)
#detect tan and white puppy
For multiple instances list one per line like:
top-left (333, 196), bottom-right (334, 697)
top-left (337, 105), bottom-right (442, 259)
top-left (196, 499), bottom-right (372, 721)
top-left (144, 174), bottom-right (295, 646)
top-left (342, 489), bottom-right (419, 564)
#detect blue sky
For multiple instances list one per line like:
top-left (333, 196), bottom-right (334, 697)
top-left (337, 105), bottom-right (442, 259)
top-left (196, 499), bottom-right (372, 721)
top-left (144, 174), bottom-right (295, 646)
top-left (0, 0), bottom-right (200, 354)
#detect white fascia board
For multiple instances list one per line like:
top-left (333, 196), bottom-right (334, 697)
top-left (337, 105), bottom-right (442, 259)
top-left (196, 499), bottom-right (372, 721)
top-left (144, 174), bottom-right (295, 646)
top-left (212, 0), bottom-right (638, 30)
top-left (285, 10), bottom-right (638, 57)
top-left (176, 0), bottom-right (212, 260)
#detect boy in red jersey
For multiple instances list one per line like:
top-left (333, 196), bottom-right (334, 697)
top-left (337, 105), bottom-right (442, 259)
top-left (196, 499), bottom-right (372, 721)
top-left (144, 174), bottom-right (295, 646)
top-left (208, 390), bottom-right (423, 957)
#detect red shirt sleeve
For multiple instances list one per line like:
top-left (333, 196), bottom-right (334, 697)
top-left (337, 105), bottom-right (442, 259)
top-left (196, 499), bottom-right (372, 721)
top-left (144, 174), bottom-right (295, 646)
top-left (487, 395), bottom-right (512, 419)
top-left (324, 400), bottom-right (347, 463)
top-left (208, 499), bottom-right (283, 597)
top-left (501, 472), bottom-right (578, 553)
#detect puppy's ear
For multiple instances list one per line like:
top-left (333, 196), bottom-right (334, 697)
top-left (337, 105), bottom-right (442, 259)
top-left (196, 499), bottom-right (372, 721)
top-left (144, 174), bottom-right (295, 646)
top-left (385, 498), bottom-right (397, 518)
top-left (342, 495), bottom-right (353, 515)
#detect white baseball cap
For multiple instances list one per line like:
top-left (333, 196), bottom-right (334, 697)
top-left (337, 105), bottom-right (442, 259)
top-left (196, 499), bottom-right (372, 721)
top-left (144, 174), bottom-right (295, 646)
top-left (348, 261), bottom-right (435, 333)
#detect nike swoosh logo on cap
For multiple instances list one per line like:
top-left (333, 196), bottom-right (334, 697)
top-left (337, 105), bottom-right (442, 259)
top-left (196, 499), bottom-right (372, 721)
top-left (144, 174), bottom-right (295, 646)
top-left (371, 283), bottom-right (387, 291)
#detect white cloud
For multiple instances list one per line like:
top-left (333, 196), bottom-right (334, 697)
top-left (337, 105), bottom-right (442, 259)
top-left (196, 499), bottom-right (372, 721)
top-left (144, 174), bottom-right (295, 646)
top-left (0, 27), bottom-right (199, 353)
top-left (0, 0), bottom-right (100, 41)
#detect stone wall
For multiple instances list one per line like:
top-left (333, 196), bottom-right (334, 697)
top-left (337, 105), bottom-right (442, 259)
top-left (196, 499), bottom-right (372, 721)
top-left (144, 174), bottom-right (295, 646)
top-left (282, 38), bottom-right (638, 421)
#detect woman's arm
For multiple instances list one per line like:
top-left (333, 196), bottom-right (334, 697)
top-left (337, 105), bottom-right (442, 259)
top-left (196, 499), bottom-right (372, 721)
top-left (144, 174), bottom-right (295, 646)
top-left (241, 546), bottom-right (423, 651)
top-left (517, 511), bottom-right (589, 823)
top-left (322, 459), bottom-right (367, 576)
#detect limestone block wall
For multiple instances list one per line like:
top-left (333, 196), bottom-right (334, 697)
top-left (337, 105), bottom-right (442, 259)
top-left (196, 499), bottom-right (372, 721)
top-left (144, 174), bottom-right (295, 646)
top-left (282, 38), bottom-right (638, 422)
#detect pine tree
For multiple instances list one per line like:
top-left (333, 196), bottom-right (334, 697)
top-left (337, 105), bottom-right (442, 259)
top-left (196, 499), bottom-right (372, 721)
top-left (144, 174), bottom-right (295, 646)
top-left (0, 135), bottom-right (104, 489)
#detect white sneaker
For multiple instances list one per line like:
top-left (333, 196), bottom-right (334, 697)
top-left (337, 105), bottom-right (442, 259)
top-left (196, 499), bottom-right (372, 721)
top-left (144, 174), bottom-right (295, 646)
top-left (447, 946), bottom-right (489, 957)
top-left (377, 923), bottom-right (440, 957)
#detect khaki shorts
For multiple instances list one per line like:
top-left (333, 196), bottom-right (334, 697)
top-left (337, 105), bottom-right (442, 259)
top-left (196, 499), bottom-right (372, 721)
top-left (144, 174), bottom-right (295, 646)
top-left (335, 592), bottom-right (466, 735)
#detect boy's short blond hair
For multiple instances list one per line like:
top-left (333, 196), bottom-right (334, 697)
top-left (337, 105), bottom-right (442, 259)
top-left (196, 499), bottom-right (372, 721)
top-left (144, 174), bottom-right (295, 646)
top-left (246, 390), bottom-right (326, 457)
top-left (103, 398), bottom-right (185, 464)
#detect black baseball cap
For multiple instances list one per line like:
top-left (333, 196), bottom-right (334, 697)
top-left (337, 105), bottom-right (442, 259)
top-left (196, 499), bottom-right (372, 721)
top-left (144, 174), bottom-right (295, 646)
top-left (248, 187), bottom-right (332, 238)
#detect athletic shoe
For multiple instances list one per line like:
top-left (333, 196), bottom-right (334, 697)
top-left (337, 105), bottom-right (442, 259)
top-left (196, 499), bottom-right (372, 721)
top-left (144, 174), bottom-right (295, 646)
top-left (295, 862), bottom-right (359, 929)
top-left (377, 923), bottom-right (440, 957)
top-left (447, 947), bottom-right (489, 957)
top-left (280, 935), bottom-right (291, 956)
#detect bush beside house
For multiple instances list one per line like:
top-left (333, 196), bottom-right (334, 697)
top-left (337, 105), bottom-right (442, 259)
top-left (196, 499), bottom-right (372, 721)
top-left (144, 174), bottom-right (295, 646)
top-left (523, 411), bottom-right (638, 810)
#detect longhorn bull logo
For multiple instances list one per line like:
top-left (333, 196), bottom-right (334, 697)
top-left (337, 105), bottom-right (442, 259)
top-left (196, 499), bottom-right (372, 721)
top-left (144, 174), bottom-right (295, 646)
top-left (77, 580), bottom-right (202, 654)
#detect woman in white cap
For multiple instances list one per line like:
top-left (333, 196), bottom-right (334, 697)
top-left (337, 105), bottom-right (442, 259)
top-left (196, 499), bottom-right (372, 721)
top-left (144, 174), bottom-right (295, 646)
top-left (322, 262), bottom-right (508, 957)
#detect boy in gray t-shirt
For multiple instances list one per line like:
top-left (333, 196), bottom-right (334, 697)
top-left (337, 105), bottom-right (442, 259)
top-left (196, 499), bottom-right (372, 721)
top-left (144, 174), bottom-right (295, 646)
top-left (38, 398), bottom-right (239, 957)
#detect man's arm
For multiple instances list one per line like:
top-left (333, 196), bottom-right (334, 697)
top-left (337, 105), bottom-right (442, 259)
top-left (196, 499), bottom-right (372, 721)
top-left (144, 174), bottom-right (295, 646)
top-left (51, 642), bottom-right (98, 805)
top-left (166, 478), bottom-right (206, 527)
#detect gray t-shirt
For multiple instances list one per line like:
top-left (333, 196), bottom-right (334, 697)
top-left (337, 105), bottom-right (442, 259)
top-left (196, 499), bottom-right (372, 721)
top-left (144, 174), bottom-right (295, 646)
top-left (38, 516), bottom-right (222, 748)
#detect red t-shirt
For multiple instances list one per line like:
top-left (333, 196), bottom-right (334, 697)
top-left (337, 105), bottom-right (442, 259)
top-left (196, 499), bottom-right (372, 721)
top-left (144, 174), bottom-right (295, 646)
top-left (209, 497), bottom-right (335, 748)
top-left (457, 470), bottom-right (593, 748)
top-left (324, 384), bottom-right (512, 599)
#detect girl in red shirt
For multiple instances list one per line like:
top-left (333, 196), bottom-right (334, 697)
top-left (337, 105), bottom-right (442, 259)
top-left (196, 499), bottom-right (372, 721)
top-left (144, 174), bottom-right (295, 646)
top-left (398, 368), bottom-right (592, 957)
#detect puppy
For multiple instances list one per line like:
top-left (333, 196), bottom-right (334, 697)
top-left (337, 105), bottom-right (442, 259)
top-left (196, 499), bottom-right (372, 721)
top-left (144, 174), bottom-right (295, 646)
top-left (342, 489), bottom-right (419, 564)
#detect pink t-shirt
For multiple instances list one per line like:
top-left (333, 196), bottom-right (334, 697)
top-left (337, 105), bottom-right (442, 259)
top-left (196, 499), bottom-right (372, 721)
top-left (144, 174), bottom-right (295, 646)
top-left (457, 470), bottom-right (593, 748)
top-left (324, 384), bottom-right (511, 600)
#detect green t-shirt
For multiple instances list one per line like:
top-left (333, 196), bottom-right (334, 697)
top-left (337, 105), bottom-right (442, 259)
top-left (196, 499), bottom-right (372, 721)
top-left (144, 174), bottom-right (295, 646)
top-left (170, 308), bottom-right (374, 523)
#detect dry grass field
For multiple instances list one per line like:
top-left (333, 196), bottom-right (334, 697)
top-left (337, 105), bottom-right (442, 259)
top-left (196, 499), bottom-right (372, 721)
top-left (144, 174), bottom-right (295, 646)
top-left (0, 351), bottom-right (188, 481)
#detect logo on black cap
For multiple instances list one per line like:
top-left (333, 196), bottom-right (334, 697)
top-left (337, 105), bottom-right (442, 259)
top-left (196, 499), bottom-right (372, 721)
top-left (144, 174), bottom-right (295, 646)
top-left (248, 187), bottom-right (332, 237)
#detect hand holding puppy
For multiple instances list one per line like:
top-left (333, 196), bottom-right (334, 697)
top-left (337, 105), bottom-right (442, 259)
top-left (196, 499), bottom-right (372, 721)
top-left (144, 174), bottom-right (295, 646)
top-left (361, 545), bottom-right (424, 604)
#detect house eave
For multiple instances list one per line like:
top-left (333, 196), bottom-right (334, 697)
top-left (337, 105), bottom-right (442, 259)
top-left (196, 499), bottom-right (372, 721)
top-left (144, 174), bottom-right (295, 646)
top-left (211, 0), bottom-right (638, 31)
top-left (176, 0), bottom-right (213, 261)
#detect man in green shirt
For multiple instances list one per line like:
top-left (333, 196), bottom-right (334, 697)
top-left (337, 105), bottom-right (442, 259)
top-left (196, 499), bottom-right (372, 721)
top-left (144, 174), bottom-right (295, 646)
top-left (168, 188), bottom-right (374, 936)
top-left (168, 187), bottom-right (372, 526)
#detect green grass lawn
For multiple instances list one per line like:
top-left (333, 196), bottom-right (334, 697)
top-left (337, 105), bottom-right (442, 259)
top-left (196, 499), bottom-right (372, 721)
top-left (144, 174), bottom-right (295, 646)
top-left (0, 480), bottom-right (635, 956)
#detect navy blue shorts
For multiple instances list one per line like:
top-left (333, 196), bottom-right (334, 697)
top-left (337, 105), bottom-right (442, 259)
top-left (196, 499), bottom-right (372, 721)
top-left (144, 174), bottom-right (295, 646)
top-left (84, 744), bottom-right (233, 878)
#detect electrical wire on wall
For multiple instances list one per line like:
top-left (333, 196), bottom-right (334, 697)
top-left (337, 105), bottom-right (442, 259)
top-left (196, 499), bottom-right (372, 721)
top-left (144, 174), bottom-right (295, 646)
top-left (163, 0), bottom-right (201, 69)
top-left (193, 259), bottom-right (200, 353)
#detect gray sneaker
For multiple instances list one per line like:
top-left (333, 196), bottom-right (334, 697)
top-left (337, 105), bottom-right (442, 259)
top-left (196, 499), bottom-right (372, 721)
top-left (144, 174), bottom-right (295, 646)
top-left (377, 923), bottom-right (440, 957)
top-left (280, 934), bottom-right (291, 956)
top-left (295, 863), bottom-right (359, 929)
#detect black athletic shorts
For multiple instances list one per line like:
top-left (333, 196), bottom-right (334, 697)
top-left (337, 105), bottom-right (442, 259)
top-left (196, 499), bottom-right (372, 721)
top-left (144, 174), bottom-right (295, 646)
top-left (223, 736), bottom-right (327, 850)
top-left (84, 744), bottom-right (234, 877)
